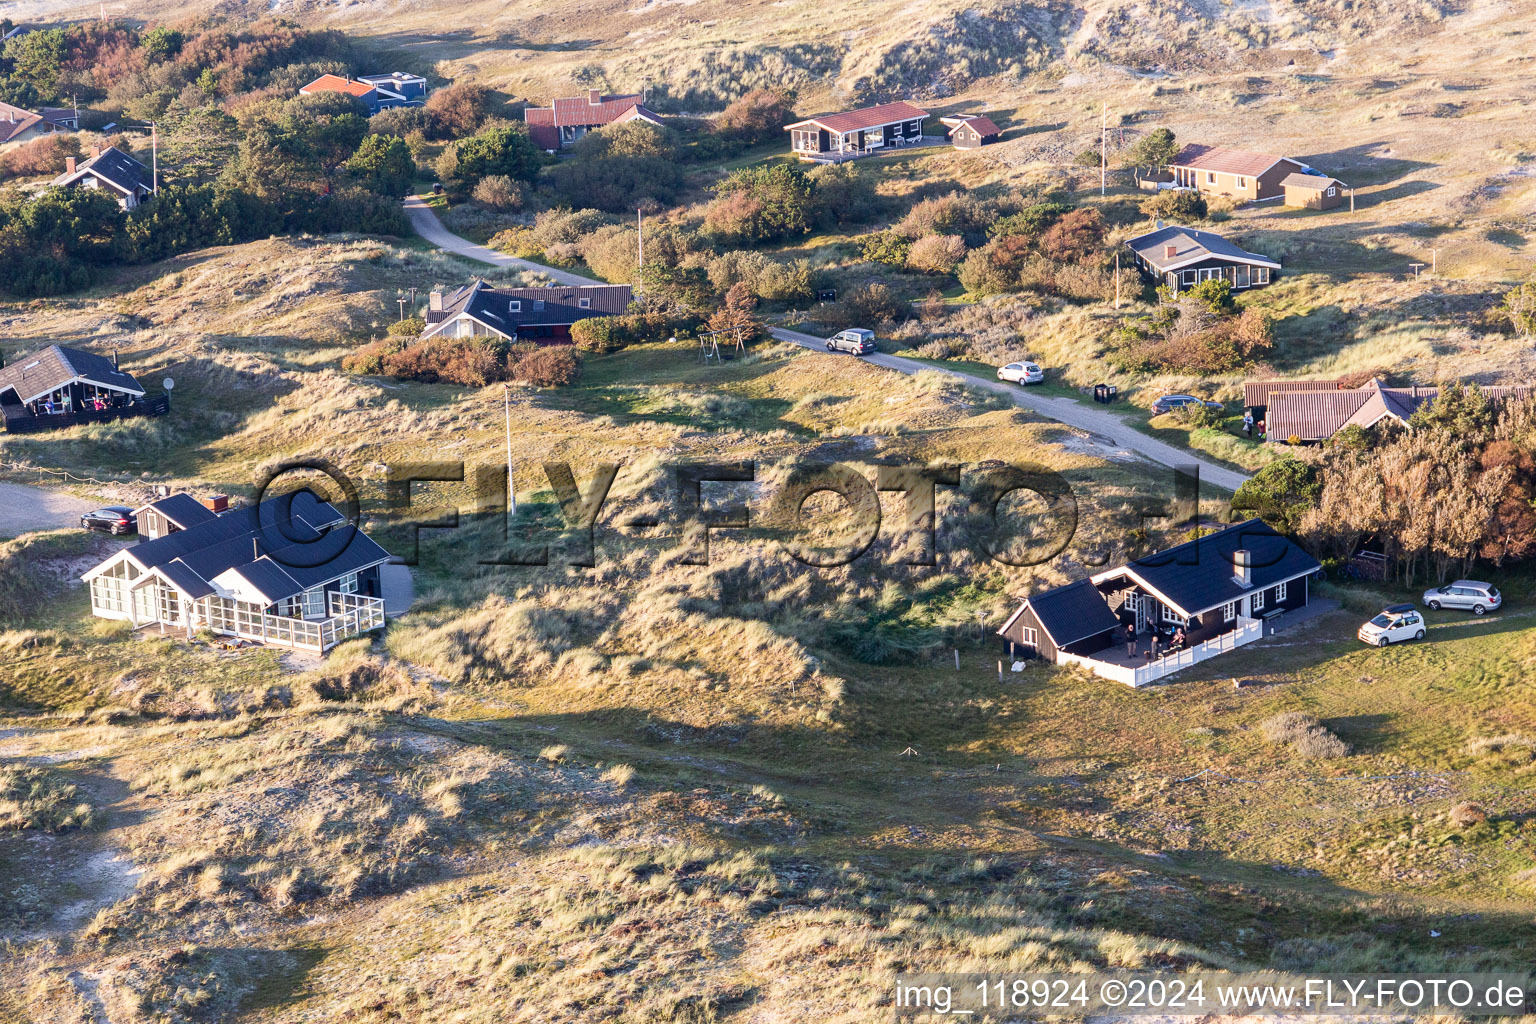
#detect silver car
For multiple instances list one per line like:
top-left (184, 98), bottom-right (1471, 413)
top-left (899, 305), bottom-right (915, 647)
top-left (1422, 580), bottom-right (1501, 615)
top-left (825, 329), bottom-right (876, 355)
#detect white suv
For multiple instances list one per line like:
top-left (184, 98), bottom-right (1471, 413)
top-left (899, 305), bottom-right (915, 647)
top-left (997, 361), bottom-right (1044, 385)
top-left (1358, 604), bottom-right (1426, 647)
top-left (1422, 580), bottom-right (1501, 615)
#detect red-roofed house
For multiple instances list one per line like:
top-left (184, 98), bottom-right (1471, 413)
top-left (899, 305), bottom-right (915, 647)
top-left (784, 101), bottom-right (929, 161)
top-left (299, 74), bottom-right (417, 115)
top-left (0, 100), bottom-right (77, 147)
top-left (939, 114), bottom-right (1001, 149)
top-left (1168, 144), bottom-right (1309, 201)
top-left (522, 90), bottom-right (663, 151)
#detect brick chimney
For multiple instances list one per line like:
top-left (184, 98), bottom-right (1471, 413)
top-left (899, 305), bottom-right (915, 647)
top-left (90, 145), bottom-right (101, 159)
top-left (204, 494), bottom-right (229, 513)
top-left (588, 89), bottom-right (602, 105)
top-left (429, 290), bottom-right (444, 312)
top-left (1164, 244), bottom-right (1178, 258)
top-left (65, 156), bottom-right (76, 174)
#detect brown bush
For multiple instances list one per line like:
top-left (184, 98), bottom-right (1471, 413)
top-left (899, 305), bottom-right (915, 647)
top-left (906, 234), bottom-right (967, 275)
top-left (513, 346), bottom-right (582, 387)
top-left (426, 83), bottom-right (495, 139)
top-left (1038, 208), bottom-right (1104, 263)
top-left (1448, 802), bottom-right (1488, 829)
top-left (0, 134), bottom-right (80, 180)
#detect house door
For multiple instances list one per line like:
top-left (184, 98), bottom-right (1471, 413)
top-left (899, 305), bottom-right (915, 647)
top-left (158, 587), bottom-right (182, 625)
top-left (133, 584), bottom-right (157, 624)
top-left (1131, 594), bottom-right (1149, 633)
top-left (1235, 265), bottom-right (1251, 288)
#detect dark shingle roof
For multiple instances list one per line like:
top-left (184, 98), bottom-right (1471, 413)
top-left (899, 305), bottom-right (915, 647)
top-left (0, 344), bottom-right (145, 404)
top-left (422, 281), bottom-right (634, 339)
top-left (51, 146), bottom-right (152, 196)
top-left (1024, 578), bottom-right (1122, 647)
top-left (134, 494), bottom-right (220, 530)
top-left (1107, 520), bottom-right (1320, 617)
top-left (1127, 225), bottom-right (1281, 272)
top-left (96, 490), bottom-right (389, 605)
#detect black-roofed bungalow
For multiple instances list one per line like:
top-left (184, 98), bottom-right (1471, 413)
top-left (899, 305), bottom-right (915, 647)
top-left (51, 145), bottom-right (154, 210)
top-left (81, 490), bottom-right (394, 652)
top-left (998, 520), bottom-right (1320, 687)
top-left (1126, 225), bottom-right (1280, 294)
top-left (997, 579), bottom-right (1122, 663)
top-left (422, 280), bottom-right (634, 343)
top-left (0, 343), bottom-right (167, 433)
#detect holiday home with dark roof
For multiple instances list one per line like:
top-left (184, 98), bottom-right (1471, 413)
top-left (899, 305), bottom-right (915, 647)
top-left (999, 520), bottom-right (1321, 686)
top-left (1126, 224), bottom-right (1281, 293)
top-left (421, 281), bottom-right (634, 343)
top-left (0, 342), bottom-right (165, 433)
top-left (82, 490), bottom-right (392, 651)
top-left (51, 145), bottom-right (154, 210)
top-left (784, 101), bottom-right (928, 161)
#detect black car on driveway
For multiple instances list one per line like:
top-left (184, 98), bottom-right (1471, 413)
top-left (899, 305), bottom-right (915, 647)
top-left (81, 505), bottom-right (136, 536)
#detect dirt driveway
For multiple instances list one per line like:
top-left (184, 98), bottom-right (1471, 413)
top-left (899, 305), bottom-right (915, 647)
top-left (0, 482), bottom-right (98, 539)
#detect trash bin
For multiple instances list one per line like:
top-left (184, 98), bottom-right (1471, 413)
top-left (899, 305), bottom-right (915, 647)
top-left (1093, 384), bottom-right (1116, 403)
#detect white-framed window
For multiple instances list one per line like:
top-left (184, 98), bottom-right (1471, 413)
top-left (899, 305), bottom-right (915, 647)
top-left (1255, 267), bottom-right (1271, 284)
top-left (1326, 186), bottom-right (1336, 197)
top-left (1253, 590), bottom-right (1266, 611)
top-left (338, 572), bottom-right (359, 595)
top-left (1021, 626), bottom-right (1039, 647)
top-left (509, 300), bottom-right (521, 312)
top-left (578, 297), bottom-right (591, 309)
top-left (1275, 581), bottom-right (1287, 602)
top-left (1207, 171), bottom-right (1216, 183)
top-left (1237, 176), bottom-right (1247, 187)
top-left (1123, 592), bottom-right (1138, 610)
top-left (1222, 601), bottom-right (1237, 622)
top-left (1181, 269), bottom-right (1197, 285)
top-left (1162, 605), bottom-right (1187, 625)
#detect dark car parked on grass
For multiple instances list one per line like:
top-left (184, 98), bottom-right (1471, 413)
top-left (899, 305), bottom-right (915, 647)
top-left (81, 506), bottom-right (136, 536)
top-left (1151, 394), bottom-right (1224, 416)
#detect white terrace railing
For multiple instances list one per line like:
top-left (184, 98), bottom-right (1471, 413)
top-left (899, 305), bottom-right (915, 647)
top-left (201, 591), bottom-right (387, 652)
top-left (1058, 616), bottom-right (1263, 688)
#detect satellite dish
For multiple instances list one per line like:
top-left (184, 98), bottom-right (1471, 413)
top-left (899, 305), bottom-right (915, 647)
top-left (162, 377), bottom-right (175, 391)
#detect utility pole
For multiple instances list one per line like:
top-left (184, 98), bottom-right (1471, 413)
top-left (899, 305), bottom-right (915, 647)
top-left (1431, 248), bottom-right (1439, 273)
top-left (1100, 102), bottom-right (1108, 196)
top-left (502, 384), bottom-right (516, 518)
top-left (150, 121), bottom-right (158, 194)
top-left (396, 292), bottom-right (406, 322)
top-left (636, 208), bottom-right (643, 271)
top-left (1114, 252), bottom-right (1121, 309)
top-left (1409, 262), bottom-right (1425, 279)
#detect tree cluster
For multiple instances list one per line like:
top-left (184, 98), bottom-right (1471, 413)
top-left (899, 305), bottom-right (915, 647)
top-left (343, 334), bottom-right (582, 388)
top-left (1236, 385), bottom-right (1536, 584)
top-left (1112, 279), bottom-right (1274, 372)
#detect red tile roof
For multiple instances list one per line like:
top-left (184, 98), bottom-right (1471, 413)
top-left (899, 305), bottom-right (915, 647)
top-left (547, 93), bottom-right (648, 127)
top-left (300, 74), bottom-right (376, 99)
top-left (785, 101), bottom-right (929, 134)
top-left (948, 115), bottom-right (1000, 138)
top-left (1171, 143), bottom-right (1293, 177)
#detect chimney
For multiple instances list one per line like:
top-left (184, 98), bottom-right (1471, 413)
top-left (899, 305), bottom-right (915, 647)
top-left (204, 494), bottom-right (229, 513)
top-left (1233, 549), bottom-right (1253, 588)
top-left (65, 156), bottom-right (76, 174)
top-left (1164, 244), bottom-right (1178, 259)
top-left (112, 348), bottom-right (119, 368)
top-left (90, 145), bottom-right (101, 159)
top-left (588, 89), bottom-right (602, 105)
top-left (429, 290), bottom-right (444, 312)
top-left (253, 536), bottom-right (261, 560)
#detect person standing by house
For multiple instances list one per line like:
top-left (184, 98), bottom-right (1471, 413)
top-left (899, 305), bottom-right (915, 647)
top-left (1124, 623), bottom-right (1136, 658)
top-left (1242, 411), bottom-right (1254, 437)
top-left (1150, 634), bottom-right (1161, 660)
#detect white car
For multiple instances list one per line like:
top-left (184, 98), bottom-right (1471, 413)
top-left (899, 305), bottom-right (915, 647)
top-left (1357, 604), bottom-right (1426, 647)
top-left (997, 361), bottom-right (1044, 385)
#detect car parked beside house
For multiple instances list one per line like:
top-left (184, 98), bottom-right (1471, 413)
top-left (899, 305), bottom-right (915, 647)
top-left (1358, 604), bottom-right (1426, 646)
top-left (1151, 394), bottom-right (1223, 415)
top-left (1423, 580), bottom-right (1501, 615)
top-left (81, 506), bottom-right (136, 536)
